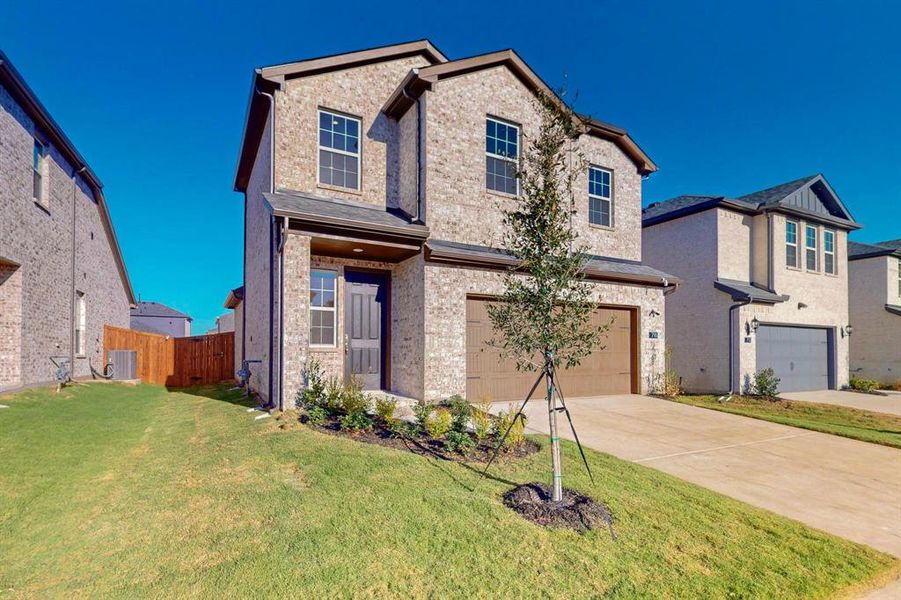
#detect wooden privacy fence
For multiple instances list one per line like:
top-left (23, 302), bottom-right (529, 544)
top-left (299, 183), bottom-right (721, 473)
top-left (103, 325), bottom-right (235, 387)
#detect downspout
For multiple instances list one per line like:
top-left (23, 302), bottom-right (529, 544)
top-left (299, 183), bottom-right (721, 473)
top-left (277, 218), bottom-right (287, 411)
top-left (70, 166), bottom-right (86, 376)
top-left (720, 296), bottom-right (752, 400)
top-left (255, 84), bottom-right (276, 407)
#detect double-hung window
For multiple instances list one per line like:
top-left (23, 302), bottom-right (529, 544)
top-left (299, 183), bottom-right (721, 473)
top-left (823, 229), bottom-right (836, 274)
top-left (785, 220), bottom-right (799, 268)
top-left (318, 109), bottom-right (360, 190)
top-left (310, 270), bottom-right (337, 346)
top-left (33, 138), bottom-right (46, 204)
top-left (485, 117), bottom-right (519, 195)
top-left (588, 166), bottom-right (613, 227)
top-left (805, 225), bottom-right (818, 271)
top-left (74, 291), bottom-right (86, 356)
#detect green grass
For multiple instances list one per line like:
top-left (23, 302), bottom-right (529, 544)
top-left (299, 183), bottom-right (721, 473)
top-left (0, 383), bottom-right (896, 598)
top-left (670, 394), bottom-right (901, 449)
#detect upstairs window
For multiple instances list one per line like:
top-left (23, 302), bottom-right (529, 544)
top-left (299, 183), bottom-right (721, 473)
top-left (74, 291), bottom-right (86, 356)
top-left (785, 220), bottom-right (799, 268)
top-left (310, 270), bottom-right (337, 347)
top-left (588, 166), bottom-right (613, 227)
top-left (318, 110), bottom-right (360, 190)
top-left (897, 258), bottom-right (901, 298)
top-left (805, 225), bottom-right (818, 271)
top-left (33, 138), bottom-right (46, 204)
top-left (485, 117), bottom-right (519, 195)
top-left (823, 229), bottom-right (836, 274)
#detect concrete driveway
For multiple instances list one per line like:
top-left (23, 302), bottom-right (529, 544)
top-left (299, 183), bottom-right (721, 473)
top-left (782, 389), bottom-right (901, 417)
top-left (504, 394), bottom-right (901, 557)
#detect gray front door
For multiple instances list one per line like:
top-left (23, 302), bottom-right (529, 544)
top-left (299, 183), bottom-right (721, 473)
top-left (344, 271), bottom-right (386, 390)
top-left (756, 325), bottom-right (831, 392)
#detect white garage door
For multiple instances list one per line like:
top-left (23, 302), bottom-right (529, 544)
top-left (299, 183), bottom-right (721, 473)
top-left (755, 325), bottom-right (832, 392)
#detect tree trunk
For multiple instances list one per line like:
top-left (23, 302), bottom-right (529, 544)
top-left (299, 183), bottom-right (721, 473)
top-left (546, 354), bottom-right (563, 502)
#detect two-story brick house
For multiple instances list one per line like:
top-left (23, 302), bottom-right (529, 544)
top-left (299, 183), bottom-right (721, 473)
top-left (848, 239), bottom-right (901, 385)
top-left (0, 50), bottom-right (134, 391)
top-left (642, 175), bottom-right (859, 393)
top-left (234, 41), bottom-right (676, 410)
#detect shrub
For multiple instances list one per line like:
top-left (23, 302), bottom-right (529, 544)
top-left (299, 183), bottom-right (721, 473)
top-left (339, 411), bottom-right (373, 432)
top-left (425, 408), bottom-right (452, 439)
top-left (412, 400), bottom-right (433, 433)
top-left (387, 418), bottom-right (416, 438)
top-left (659, 346), bottom-right (682, 397)
top-left (446, 430), bottom-right (476, 454)
top-left (752, 368), bottom-right (780, 399)
top-left (375, 396), bottom-right (397, 422)
top-left (447, 394), bottom-right (470, 433)
top-left (496, 403), bottom-right (526, 450)
top-left (307, 405), bottom-right (328, 426)
top-left (340, 377), bottom-right (371, 416)
top-left (850, 377), bottom-right (879, 393)
top-left (471, 394), bottom-right (493, 441)
top-left (324, 376), bottom-right (343, 413)
top-left (298, 358), bottom-right (326, 410)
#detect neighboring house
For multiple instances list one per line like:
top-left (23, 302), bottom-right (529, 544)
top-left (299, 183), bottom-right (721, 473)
top-left (233, 40), bottom-right (676, 410)
top-left (208, 312), bottom-right (235, 334)
top-left (642, 174), bottom-right (858, 394)
top-left (130, 301), bottom-right (191, 337)
top-left (224, 285), bottom-right (244, 374)
top-left (848, 239), bottom-right (901, 385)
top-left (0, 50), bottom-right (134, 392)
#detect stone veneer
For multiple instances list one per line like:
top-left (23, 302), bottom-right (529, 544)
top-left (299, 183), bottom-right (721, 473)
top-left (0, 81), bottom-right (130, 390)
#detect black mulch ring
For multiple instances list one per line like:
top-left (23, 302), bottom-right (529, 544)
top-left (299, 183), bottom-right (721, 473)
top-left (296, 413), bottom-right (540, 464)
top-left (503, 482), bottom-right (616, 538)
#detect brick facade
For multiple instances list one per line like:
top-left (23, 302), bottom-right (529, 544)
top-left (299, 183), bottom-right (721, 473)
top-left (238, 43), bottom-right (668, 407)
top-left (0, 80), bottom-right (131, 391)
top-left (849, 255), bottom-right (901, 385)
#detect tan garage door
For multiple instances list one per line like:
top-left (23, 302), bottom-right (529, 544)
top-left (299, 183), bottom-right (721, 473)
top-left (465, 298), bottom-right (636, 402)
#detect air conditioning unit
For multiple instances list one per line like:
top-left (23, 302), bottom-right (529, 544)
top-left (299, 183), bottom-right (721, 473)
top-left (108, 350), bottom-right (137, 380)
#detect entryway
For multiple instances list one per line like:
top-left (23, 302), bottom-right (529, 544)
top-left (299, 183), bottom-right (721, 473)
top-left (344, 270), bottom-right (389, 390)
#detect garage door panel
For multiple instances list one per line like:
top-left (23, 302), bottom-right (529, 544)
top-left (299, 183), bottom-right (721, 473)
top-left (756, 325), bottom-right (830, 393)
top-left (466, 299), bottom-right (634, 401)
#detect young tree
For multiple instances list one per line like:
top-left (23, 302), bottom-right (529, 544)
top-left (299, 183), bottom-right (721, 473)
top-left (487, 91), bottom-right (607, 502)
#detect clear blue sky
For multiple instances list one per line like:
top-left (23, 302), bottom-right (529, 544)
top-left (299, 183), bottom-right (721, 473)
top-left (3, 1), bottom-right (899, 333)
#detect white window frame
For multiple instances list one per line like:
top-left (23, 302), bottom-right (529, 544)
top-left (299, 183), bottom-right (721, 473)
top-left (897, 258), bottom-right (901, 299)
top-left (805, 224), bottom-right (819, 272)
top-left (317, 109), bottom-right (361, 191)
top-left (33, 137), bottom-right (46, 205)
top-left (309, 269), bottom-right (337, 348)
top-left (588, 165), bottom-right (614, 228)
top-left (485, 116), bottom-right (520, 196)
top-left (785, 220), bottom-right (799, 268)
top-left (823, 229), bottom-right (836, 275)
top-left (75, 291), bottom-right (86, 356)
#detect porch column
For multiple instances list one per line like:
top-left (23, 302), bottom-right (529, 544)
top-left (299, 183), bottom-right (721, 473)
top-left (282, 233), bottom-right (311, 408)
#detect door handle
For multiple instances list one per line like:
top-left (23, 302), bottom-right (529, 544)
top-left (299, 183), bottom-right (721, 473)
top-left (344, 334), bottom-right (349, 355)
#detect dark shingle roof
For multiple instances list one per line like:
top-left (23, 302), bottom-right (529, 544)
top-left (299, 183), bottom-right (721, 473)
top-left (130, 301), bottom-right (191, 320)
top-left (735, 175), bottom-right (818, 206)
top-left (714, 279), bottom-right (789, 304)
top-left (849, 239), bottom-right (901, 260)
top-left (264, 190), bottom-right (429, 238)
top-left (641, 195), bottom-right (726, 222)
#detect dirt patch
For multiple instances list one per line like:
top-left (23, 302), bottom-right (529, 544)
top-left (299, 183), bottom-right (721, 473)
top-left (503, 482), bottom-right (616, 537)
top-left (298, 413), bottom-right (540, 464)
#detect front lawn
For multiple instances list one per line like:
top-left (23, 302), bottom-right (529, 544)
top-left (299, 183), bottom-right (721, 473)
top-left (0, 383), bottom-right (896, 598)
top-left (669, 394), bottom-right (901, 449)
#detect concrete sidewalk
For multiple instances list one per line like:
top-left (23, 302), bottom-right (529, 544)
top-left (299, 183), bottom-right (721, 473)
top-left (782, 389), bottom-right (901, 416)
top-left (502, 394), bottom-right (901, 558)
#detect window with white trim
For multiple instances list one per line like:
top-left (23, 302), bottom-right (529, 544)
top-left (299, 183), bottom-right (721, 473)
top-left (310, 270), bottom-right (337, 346)
top-left (33, 138), bottom-right (46, 204)
top-left (823, 229), bottom-right (836, 274)
top-left (805, 225), bottom-right (818, 271)
top-left (485, 117), bottom-right (519, 195)
top-left (588, 166), bottom-right (613, 227)
top-left (318, 110), bottom-right (360, 190)
top-left (785, 220), bottom-right (799, 268)
top-left (897, 258), bottom-right (901, 299)
top-left (75, 291), bottom-right (86, 356)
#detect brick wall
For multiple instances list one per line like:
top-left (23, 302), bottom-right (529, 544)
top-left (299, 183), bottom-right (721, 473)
top-left (0, 82), bottom-right (129, 390)
top-left (849, 255), bottom-right (900, 384)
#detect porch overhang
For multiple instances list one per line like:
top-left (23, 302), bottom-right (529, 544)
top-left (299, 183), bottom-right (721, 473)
top-left (266, 190), bottom-right (429, 262)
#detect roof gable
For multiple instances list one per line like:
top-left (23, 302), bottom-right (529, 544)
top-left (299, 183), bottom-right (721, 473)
top-left (381, 49), bottom-right (657, 175)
